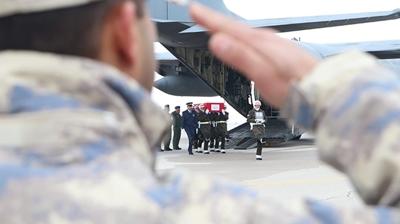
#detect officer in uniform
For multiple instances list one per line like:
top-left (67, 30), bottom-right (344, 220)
top-left (162, 104), bottom-right (172, 151)
top-left (182, 102), bottom-right (198, 155)
top-left (171, 105), bottom-right (182, 150)
top-left (247, 100), bottom-right (267, 160)
top-left (215, 106), bottom-right (229, 153)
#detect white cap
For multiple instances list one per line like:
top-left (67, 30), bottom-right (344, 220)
top-left (0, 0), bottom-right (102, 18)
top-left (254, 100), bottom-right (262, 106)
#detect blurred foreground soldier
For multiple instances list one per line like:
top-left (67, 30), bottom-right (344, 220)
top-left (0, 0), bottom-right (175, 222)
top-left (215, 106), bottom-right (229, 153)
top-left (197, 103), bottom-right (212, 154)
top-left (247, 100), bottom-right (267, 160)
top-left (182, 102), bottom-right (197, 155)
top-left (171, 105), bottom-right (182, 150)
top-left (162, 104), bottom-right (172, 151)
top-left (2, 0), bottom-right (400, 223)
top-left (190, 2), bottom-right (400, 223)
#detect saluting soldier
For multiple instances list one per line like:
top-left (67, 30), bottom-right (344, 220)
top-left (171, 106), bottom-right (182, 150)
top-left (215, 106), bottom-right (229, 153)
top-left (247, 100), bottom-right (267, 160)
top-left (197, 104), bottom-right (212, 154)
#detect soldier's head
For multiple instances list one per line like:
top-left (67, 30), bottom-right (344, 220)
top-left (0, 0), bottom-right (156, 91)
top-left (186, 102), bottom-right (193, 111)
top-left (175, 106), bottom-right (180, 113)
top-left (193, 104), bottom-right (200, 112)
top-left (254, 100), bottom-right (262, 110)
top-left (164, 104), bottom-right (170, 111)
top-left (199, 103), bottom-right (205, 111)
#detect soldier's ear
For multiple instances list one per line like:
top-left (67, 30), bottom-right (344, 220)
top-left (99, 1), bottom-right (137, 68)
top-left (113, 2), bottom-right (137, 66)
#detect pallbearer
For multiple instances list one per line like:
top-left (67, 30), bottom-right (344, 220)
top-left (215, 106), bottom-right (229, 153)
top-left (197, 103), bottom-right (212, 154)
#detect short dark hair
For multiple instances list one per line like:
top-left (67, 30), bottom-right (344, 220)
top-left (0, 0), bottom-right (145, 58)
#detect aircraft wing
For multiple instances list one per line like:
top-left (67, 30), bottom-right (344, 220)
top-left (156, 51), bottom-right (179, 77)
top-left (304, 40), bottom-right (400, 59)
top-left (155, 51), bottom-right (177, 62)
top-left (181, 8), bottom-right (400, 33)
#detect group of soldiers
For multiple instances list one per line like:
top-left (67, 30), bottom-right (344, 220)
top-left (162, 100), bottom-right (269, 160)
top-left (162, 102), bottom-right (229, 155)
top-left (161, 105), bottom-right (183, 151)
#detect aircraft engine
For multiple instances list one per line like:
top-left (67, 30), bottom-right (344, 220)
top-left (154, 75), bottom-right (218, 97)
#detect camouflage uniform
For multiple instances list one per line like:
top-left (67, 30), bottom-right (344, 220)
top-left (1, 1), bottom-right (400, 221)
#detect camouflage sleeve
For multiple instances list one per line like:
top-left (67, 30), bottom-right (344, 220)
top-left (151, 171), bottom-right (400, 223)
top-left (281, 51), bottom-right (400, 207)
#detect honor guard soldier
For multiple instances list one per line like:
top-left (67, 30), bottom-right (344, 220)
top-left (247, 100), bottom-right (267, 160)
top-left (171, 106), bottom-right (182, 150)
top-left (197, 104), bottom-right (212, 154)
top-left (182, 102), bottom-right (198, 155)
top-left (192, 103), bottom-right (202, 151)
top-left (208, 111), bottom-right (218, 151)
top-left (215, 106), bottom-right (229, 153)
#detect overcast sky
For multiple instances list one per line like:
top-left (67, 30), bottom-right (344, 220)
top-left (151, 0), bottom-right (400, 125)
top-left (224, 0), bottom-right (400, 43)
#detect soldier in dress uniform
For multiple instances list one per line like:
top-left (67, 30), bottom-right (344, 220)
top-left (192, 103), bottom-right (202, 152)
top-left (208, 111), bottom-right (218, 151)
top-left (171, 105), bottom-right (182, 150)
top-left (197, 103), bottom-right (212, 154)
top-left (182, 102), bottom-right (197, 155)
top-left (247, 100), bottom-right (267, 160)
top-left (215, 106), bottom-right (229, 153)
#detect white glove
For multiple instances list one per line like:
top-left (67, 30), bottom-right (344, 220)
top-left (255, 119), bottom-right (265, 124)
top-left (205, 109), bottom-right (210, 114)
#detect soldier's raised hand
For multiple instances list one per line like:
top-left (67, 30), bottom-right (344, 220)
top-left (189, 3), bottom-right (318, 108)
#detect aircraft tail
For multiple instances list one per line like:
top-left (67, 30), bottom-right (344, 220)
top-left (147, 0), bottom-right (238, 22)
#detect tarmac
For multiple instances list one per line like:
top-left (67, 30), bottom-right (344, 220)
top-left (156, 134), bottom-right (363, 207)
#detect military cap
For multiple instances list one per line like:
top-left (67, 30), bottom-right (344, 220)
top-left (175, 106), bottom-right (180, 109)
top-left (186, 102), bottom-right (193, 106)
top-left (0, 0), bottom-right (101, 18)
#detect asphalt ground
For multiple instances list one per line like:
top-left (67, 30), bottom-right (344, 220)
top-left (156, 135), bottom-right (363, 206)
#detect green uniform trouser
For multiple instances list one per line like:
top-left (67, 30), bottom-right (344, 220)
top-left (163, 126), bottom-right (171, 150)
top-left (172, 126), bottom-right (181, 149)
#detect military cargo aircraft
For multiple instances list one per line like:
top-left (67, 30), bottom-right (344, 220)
top-left (148, 0), bottom-right (400, 149)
